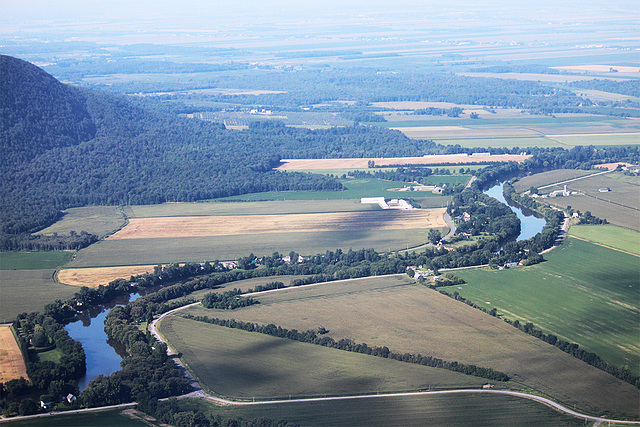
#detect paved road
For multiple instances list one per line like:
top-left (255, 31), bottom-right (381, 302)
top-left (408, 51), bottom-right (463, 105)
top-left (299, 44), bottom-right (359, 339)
top-left (147, 282), bottom-right (640, 426)
top-left (538, 169), bottom-right (612, 190)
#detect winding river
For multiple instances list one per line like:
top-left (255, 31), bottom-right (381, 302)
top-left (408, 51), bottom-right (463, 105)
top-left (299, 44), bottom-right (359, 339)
top-left (67, 183), bottom-right (546, 390)
top-left (484, 182), bottom-right (547, 241)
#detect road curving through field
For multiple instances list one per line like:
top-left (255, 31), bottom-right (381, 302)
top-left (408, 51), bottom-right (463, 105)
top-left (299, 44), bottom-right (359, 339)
top-left (149, 281), bottom-right (640, 425)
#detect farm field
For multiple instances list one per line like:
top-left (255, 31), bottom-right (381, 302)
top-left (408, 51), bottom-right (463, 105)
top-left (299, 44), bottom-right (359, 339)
top-left (67, 228), bottom-right (442, 268)
top-left (453, 237), bottom-right (639, 375)
top-left (568, 224), bottom-right (640, 255)
top-left (275, 155), bottom-right (530, 170)
top-left (35, 206), bottom-right (125, 238)
top-left (512, 169), bottom-right (600, 192)
top-left (0, 325), bottom-right (28, 382)
top-left (180, 275), bottom-right (640, 418)
top-left (1, 408), bottom-right (152, 426)
top-left (57, 265), bottom-right (157, 288)
top-left (0, 251), bottom-right (73, 270)
top-left (0, 269), bottom-right (78, 322)
top-left (178, 393), bottom-right (585, 427)
top-left (124, 199), bottom-right (375, 218)
top-left (542, 172), bottom-right (640, 231)
top-left (218, 178), bottom-right (453, 204)
top-left (159, 316), bottom-right (489, 400)
top-left (108, 209), bottom-right (447, 240)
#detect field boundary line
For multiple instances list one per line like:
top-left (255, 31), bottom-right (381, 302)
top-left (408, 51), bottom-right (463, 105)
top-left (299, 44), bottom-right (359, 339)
top-left (538, 169), bottom-right (612, 190)
top-left (567, 235), bottom-right (639, 257)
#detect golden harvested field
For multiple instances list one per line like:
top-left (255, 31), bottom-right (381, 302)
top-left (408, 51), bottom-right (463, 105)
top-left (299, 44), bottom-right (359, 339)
top-left (276, 155), bottom-right (530, 170)
top-left (57, 265), bottom-right (156, 288)
top-left (184, 276), bottom-right (640, 418)
top-left (108, 209), bottom-right (447, 240)
top-left (0, 326), bottom-right (28, 382)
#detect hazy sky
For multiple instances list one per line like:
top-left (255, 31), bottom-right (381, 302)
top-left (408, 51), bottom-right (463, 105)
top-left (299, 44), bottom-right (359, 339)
top-left (3, 0), bottom-right (637, 29)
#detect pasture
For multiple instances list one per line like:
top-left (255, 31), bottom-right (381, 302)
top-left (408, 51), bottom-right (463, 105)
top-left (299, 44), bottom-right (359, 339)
top-left (109, 209), bottom-right (447, 240)
top-left (124, 199), bottom-right (375, 218)
top-left (159, 316), bottom-right (488, 400)
top-left (0, 269), bottom-right (78, 322)
top-left (0, 251), bottom-right (73, 270)
top-left (35, 206), bottom-right (125, 238)
top-left (454, 237), bottom-right (640, 375)
top-left (57, 265), bottom-right (157, 288)
top-left (512, 169), bottom-right (599, 192)
top-left (542, 172), bottom-right (640, 231)
top-left (67, 228), bottom-right (442, 267)
top-left (178, 393), bottom-right (585, 426)
top-left (0, 326), bottom-right (28, 382)
top-left (218, 178), bottom-right (453, 204)
top-left (181, 275), bottom-right (640, 418)
top-left (1, 408), bottom-right (151, 426)
top-left (568, 225), bottom-right (640, 255)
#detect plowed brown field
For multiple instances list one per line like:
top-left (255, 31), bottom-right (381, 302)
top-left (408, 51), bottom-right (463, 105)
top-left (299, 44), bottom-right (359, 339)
top-left (108, 209), bottom-right (447, 240)
top-left (0, 326), bottom-right (28, 382)
top-left (58, 265), bottom-right (156, 288)
top-left (276, 155), bottom-right (530, 170)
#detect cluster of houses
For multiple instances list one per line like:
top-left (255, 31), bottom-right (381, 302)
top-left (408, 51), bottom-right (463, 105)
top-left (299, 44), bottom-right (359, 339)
top-left (40, 393), bottom-right (76, 409)
top-left (360, 197), bottom-right (414, 210)
top-left (395, 185), bottom-right (443, 194)
top-left (406, 266), bottom-right (438, 280)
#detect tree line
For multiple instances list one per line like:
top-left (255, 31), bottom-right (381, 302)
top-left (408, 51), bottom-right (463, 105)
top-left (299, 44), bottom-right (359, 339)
top-left (183, 314), bottom-right (511, 382)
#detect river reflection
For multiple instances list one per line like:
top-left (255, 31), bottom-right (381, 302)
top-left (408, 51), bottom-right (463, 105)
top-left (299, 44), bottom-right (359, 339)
top-left (484, 182), bottom-right (547, 241)
top-left (65, 293), bottom-right (140, 391)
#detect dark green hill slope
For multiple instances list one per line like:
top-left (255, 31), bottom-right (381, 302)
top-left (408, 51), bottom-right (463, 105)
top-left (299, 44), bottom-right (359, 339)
top-left (1, 56), bottom-right (447, 245)
top-left (0, 55), bottom-right (96, 164)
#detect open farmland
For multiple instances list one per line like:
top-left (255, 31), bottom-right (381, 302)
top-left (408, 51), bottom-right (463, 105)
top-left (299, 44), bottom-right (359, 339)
top-left (180, 275), bottom-right (640, 418)
top-left (0, 326), bottom-right (28, 382)
top-left (218, 178), bottom-right (453, 204)
top-left (512, 169), bottom-right (600, 192)
top-left (276, 155), bottom-right (530, 170)
top-left (0, 251), bottom-right (73, 270)
top-left (0, 269), bottom-right (78, 322)
top-left (568, 225), bottom-right (640, 255)
top-left (1, 408), bottom-right (152, 427)
top-left (178, 393), bottom-right (585, 427)
top-left (57, 265), bottom-right (157, 288)
top-left (159, 316), bottom-right (488, 400)
top-left (123, 199), bottom-right (374, 218)
top-left (453, 237), bottom-right (640, 375)
top-left (541, 172), bottom-right (640, 231)
top-left (109, 210), bottom-right (447, 240)
top-left (68, 228), bottom-right (442, 268)
top-left (35, 206), bottom-right (125, 238)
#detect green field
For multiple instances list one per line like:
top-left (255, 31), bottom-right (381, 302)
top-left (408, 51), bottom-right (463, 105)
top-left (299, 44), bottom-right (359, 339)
top-left (1, 408), bottom-right (150, 426)
top-left (35, 206), bottom-right (125, 238)
top-left (66, 228), bottom-right (445, 267)
top-left (0, 251), bottom-right (73, 270)
top-left (123, 199), bottom-right (378, 218)
top-left (542, 172), bottom-right (640, 231)
top-left (0, 269), bottom-right (78, 322)
top-left (180, 275), bottom-right (640, 418)
top-left (454, 238), bottom-right (639, 375)
top-left (217, 178), bottom-right (451, 203)
top-left (178, 393), bottom-right (585, 426)
top-left (512, 170), bottom-right (599, 192)
top-left (569, 224), bottom-right (640, 255)
top-left (160, 316), bottom-right (488, 399)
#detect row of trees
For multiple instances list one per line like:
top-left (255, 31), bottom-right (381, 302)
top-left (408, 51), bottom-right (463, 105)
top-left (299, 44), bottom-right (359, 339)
top-left (185, 315), bottom-right (510, 382)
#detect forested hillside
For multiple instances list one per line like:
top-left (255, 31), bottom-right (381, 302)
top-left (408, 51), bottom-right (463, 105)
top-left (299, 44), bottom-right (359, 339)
top-left (0, 56), bottom-right (441, 244)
